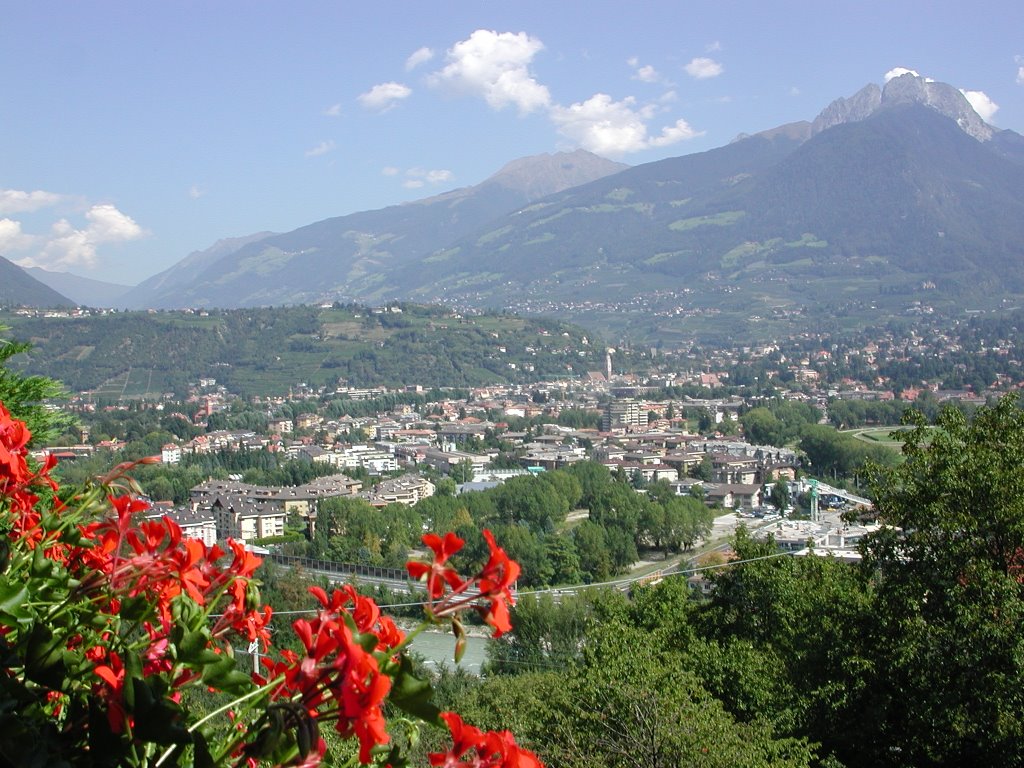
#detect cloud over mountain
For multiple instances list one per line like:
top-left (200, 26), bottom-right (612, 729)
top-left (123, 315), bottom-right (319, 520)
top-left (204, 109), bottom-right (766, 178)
top-left (550, 95), bottom-right (702, 155)
top-left (427, 29), bottom-right (702, 156)
top-left (428, 30), bottom-right (551, 114)
top-left (12, 204), bottom-right (146, 271)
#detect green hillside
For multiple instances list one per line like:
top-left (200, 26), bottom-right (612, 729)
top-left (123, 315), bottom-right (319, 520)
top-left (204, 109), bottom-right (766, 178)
top-left (2, 304), bottom-right (604, 398)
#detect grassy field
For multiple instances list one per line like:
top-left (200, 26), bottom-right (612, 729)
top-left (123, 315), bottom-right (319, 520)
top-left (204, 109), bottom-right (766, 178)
top-left (845, 425), bottom-right (933, 449)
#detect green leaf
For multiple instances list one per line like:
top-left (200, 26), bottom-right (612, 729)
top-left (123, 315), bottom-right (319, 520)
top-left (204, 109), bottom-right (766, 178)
top-left (388, 655), bottom-right (441, 725)
top-left (130, 684), bottom-right (190, 745)
top-left (201, 655), bottom-right (255, 697)
top-left (0, 580), bottom-right (29, 623)
top-left (117, 595), bottom-right (151, 623)
top-left (192, 731), bottom-right (216, 768)
top-left (24, 623), bottom-right (67, 688)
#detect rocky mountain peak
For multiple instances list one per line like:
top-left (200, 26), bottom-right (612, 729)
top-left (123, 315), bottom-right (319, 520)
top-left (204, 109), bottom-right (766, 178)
top-left (482, 149), bottom-right (629, 200)
top-left (810, 73), bottom-right (994, 142)
top-left (880, 73), bottom-right (993, 141)
top-left (810, 83), bottom-right (882, 136)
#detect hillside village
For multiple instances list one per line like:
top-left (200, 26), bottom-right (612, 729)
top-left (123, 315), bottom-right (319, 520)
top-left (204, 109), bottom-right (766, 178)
top-left (39, 330), bottom-right (980, 571)
top-left (17, 300), bottom-right (1024, 582)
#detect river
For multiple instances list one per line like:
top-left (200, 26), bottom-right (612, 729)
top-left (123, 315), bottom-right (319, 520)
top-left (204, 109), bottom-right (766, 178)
top-left (407, 630), bottom-right (490, 675)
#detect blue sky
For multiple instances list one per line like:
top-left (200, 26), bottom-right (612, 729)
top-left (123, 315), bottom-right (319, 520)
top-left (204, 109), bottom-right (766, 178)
top-left (2, 1), bottom-right (1022, 285)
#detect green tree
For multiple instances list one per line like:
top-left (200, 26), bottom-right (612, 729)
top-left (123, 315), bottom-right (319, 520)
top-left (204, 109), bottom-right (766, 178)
top-left (551, 620), bottom-right (815, 768)
top-left (0, 330), bottom-right (73, 445)
top-left (741, 407), bottom-right (783, 446)
top-left (799, 424), bottom-right (896, 481)
top-left (858, 395), bottom-right (1024, 765)
top-left (566, 461), bottom-right (613, 511)
top-left (769, 479), bottom-right (790, 510)
top-left (574, 521), bottom-right (614, 582)
top-left (490, 475), bottom-right (570, 533)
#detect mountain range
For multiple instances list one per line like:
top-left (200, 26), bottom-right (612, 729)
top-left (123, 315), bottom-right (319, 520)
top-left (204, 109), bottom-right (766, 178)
top-left (0, 257), bottom-right (73, 308)
top-left (13, 73), bottom-right (1024, 341)
top-left (127, 150), bottom-right (627, 309)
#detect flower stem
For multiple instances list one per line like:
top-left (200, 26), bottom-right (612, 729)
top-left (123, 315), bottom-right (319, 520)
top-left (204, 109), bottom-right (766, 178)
top-left (154, 681), bottom-right (277, 767)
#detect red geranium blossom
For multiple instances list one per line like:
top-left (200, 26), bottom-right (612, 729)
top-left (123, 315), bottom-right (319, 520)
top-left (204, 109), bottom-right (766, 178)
top-left (430, 711), bottom-right (544, 768)
top-left (475, 530), bottom-right (521, 637)
top-left (407, 531), bottom-right (467, 599)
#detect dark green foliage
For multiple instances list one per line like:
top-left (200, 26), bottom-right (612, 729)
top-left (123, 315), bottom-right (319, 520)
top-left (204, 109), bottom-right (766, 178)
top-left (0, 330), bottom-right (74, 445)
top-left (856, 396), bottom-right (1024, 765)
top-left (310, 497), bottom-right (422, 569)
top-left (741, 401), bottom-right (820, 447)
top-left (1, 305), bottom-right (600, 397)
top-left (769, 479), bottom-right (789, 510)
top-left (798, 423), bottom-right (897, 480)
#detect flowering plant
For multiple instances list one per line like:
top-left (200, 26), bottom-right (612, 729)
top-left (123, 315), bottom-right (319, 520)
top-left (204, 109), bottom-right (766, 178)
top-left (0, 401), bottom-right (541, 767)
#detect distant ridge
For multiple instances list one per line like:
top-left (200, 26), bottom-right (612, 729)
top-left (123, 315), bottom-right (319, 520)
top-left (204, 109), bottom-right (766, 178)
top-left (121, 74), bottom-right (1024, 336)
top-left (25, 267), bottom-right (132, 308)
top-left (126, 151), bottom-right (627, 309)
top-left (131, 232), bottom-right (277, 305)
top-left (0, 256), bottom-right (75, 308)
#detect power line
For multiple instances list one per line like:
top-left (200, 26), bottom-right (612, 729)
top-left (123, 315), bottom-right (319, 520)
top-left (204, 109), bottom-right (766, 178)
top-left (216, 550), bottom-right (794, 619)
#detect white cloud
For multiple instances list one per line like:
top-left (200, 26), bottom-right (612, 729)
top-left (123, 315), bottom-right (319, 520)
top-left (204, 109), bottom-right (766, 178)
top-left (884, 66), bottom-right (933, 82)
top-left (188, 185), bottom-right (205, 199)
top-left (405, 46), bottom-right (434, 71)
top-left (790, 86), bottom-right (801, 97)
top-left (627, 57), bottom-right (660, 83)
top-left (357, 81), bottom-right (413, 112)
top-left (381, 166), bottom-right (400, 176)
top-left (649, 118), bottom-right (704, 147)
top-left (0, 189), bottom-right (63, 214)
top-left (421, 30), bottom-right (699, 157)
top-left (706, 41), bottom-right (722, 52)
top-left (685, 57), bottom-right (723, 79)
top-left (635, 65), bottom-right (659, 83)
top-left (0, 218), bottom-right (34, 252)
top-left (406, 167), bottom-right (454, 184)
top-left (550, 93), bottom-right (702, 156)
top-left (305, 140), bottom-right (336, 157)
top-left (324, 103), bottom-right (342, 117)
top-left (960, 89), bottom-right (999, 122)
top-left (1016, 59), bottom-right (1024, 85)
top-left (393, 167), bottom-right (454, 188)
top-left (33, 204), bottom-right (145, 270)
top-left (884, 67), bottom-right (917, 81)
top-left (428, 29), bottom-right (551, 114)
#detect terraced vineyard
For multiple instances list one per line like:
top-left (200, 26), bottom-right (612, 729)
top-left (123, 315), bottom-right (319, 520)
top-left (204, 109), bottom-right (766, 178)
top-left (2, 304), bottom-right (605, 399)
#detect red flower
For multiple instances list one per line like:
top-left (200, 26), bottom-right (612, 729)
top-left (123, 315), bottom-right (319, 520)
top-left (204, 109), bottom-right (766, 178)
top-left (1, 404), bottom-right (59, 545)
top-left (264, 602), bottom-right (394, 763)
top-left (0, 403), bottom-right (31, 488)
top-left (94, 653), bottom-right (129, 733)
top-left (475, 530), bottom-right (521, 637)
top-left (407, 532), bottom-right (466, 599)
top-left (430, 711), bottom-right (544, 768)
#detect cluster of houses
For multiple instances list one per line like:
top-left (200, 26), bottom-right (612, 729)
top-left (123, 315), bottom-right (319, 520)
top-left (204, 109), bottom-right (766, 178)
top-left (148, 470), bottom-right (440, 546)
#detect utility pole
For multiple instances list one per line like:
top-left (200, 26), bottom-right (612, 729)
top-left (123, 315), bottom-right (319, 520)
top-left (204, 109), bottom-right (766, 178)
top-left (248, 639), bottom-right (261, 674)
top-left (810, 478), bottom-right (819, 523)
